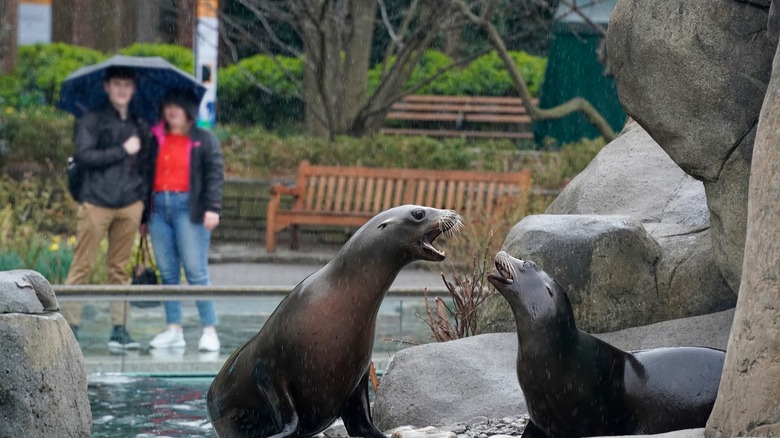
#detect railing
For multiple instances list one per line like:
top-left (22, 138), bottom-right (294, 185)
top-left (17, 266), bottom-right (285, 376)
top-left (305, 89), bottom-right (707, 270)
top-left (53, 284), bottom-right (452, 300)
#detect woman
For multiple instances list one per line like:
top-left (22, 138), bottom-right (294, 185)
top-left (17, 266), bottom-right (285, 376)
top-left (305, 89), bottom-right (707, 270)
top-left (146, 89), bottom-right (224, 352)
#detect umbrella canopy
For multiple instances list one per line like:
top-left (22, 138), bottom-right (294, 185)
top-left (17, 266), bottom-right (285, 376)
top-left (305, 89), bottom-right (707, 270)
top-left (57, 55), bottom-right (206, 124)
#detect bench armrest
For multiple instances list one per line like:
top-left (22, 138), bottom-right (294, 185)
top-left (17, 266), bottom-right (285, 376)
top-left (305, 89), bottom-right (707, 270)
top-left (270, 184), bottom-right (302, 197)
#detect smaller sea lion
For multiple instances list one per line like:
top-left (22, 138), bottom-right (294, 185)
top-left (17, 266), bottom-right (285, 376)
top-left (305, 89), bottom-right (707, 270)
top-left (487, 251), bottom-right (725, 438)
top-left (207, 205), bottom-right (463, 438)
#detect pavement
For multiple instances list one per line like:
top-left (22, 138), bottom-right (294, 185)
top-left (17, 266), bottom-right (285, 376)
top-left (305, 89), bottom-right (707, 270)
top-left (77, 237), bottom-right (448, 376)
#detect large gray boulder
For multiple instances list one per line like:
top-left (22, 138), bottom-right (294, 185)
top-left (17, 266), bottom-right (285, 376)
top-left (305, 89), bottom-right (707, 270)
top-left (494, 214), bottom-right (661, 333)
top-left (706, 37), bottom-right (780, 438)
top-left (373, 334), bottom-right (525, 431)
top-left (606, 0), bottom-right (772, 181)
top-left (0, 270), bottom-right (91, 437)
top-left (479, 124), bottom-right (734, 333)
top-left (0, 269), bottom-right (59, 313)
top-left (606, 0), bottom-right (776, 294)
top-left (373, 309), bottom-right (733, 430)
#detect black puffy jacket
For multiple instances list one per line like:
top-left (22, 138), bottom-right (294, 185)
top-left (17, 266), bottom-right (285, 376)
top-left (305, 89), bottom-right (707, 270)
top-left (73, 104), bottom-right (153, 209)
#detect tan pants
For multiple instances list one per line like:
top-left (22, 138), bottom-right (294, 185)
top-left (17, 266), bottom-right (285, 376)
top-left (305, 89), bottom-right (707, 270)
top-left (61, 201), bottom-right (144, 327)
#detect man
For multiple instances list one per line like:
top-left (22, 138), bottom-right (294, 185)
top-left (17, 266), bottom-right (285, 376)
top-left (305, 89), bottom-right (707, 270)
top-left (61, 66), bottom-right (153, 351)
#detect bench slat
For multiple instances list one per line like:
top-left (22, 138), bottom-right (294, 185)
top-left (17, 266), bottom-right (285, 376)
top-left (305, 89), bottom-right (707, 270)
top-left (390, 102), bottom-right (530, 114)
top-left (379, 128), bottom-right (533, 140)
top-left (386, 111), bottom-right (532, 124)
top-left (401, 95), bottom-right (538, 105)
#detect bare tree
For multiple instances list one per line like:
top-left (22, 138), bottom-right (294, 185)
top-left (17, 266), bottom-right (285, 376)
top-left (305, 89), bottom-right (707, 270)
top-left (452, 0), bottom-right (617, 142)
top-left (222, 0), bottom-right (476, 138)
top-left (221, 0), bottom-right (615, 140)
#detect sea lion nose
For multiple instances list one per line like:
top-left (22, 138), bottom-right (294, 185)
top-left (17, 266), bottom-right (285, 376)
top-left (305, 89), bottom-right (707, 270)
top-left (522, 260), bottom-right (536, 270)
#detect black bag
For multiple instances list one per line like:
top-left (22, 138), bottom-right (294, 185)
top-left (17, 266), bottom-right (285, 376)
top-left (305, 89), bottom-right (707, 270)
top-left (66, 156), bottom-right (83, 202)
top-left (130, 235), bottom-right (162, 309)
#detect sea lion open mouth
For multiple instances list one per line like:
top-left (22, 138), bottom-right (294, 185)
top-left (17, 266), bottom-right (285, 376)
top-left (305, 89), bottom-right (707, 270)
top-left (489, 251), bottom-right (516, 285)
top-left (418, 211), bottom-right (463, 259)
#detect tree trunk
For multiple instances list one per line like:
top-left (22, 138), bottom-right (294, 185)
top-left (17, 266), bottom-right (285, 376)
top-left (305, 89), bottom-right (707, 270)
top-left (0, 0), bottom-right (18, 74)
top-left (136, 0), bottom-right (161, 43)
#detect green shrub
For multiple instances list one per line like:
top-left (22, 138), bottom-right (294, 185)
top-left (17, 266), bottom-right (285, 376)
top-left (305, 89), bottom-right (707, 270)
top-left (217, 54), bottom-right (305, 127)
top-left (221, 50), bottom-right (546, 126)
top-left (15, 43), bottom-right (106, 106)
top-left (1, 106), bottom-right (74, 168)
top-left (118, 43), bottom-right (195, 74)
top-left (219, 124), bottom-right (523, 178)
top-left (368, 50), bottom-right (547, 97)
top-left (0, 172), bottom-right (78, 284)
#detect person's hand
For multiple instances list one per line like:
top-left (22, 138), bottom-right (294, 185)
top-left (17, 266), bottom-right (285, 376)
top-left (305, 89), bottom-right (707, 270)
top-left (204, 211), bottom-right (220, 231)
top-left (123, 135), bottom-right (141, 155)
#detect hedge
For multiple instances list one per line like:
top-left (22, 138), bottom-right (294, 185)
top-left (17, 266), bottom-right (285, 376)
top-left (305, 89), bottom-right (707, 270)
top-left (3, 43), bottom-right (546, 132)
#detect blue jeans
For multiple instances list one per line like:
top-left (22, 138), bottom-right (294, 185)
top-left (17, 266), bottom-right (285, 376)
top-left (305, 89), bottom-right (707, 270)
top-left (149, 192), bottom-right (218, 327)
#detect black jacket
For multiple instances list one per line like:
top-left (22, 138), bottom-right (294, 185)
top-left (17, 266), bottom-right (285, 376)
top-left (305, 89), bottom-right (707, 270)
top-left (147, 122), bottom-right (224, 224)
top-left (73, 104), bottom-right (153, 210)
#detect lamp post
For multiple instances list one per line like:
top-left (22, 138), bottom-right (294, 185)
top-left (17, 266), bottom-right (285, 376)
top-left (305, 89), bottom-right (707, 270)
top-left (195, 0), bottom-right (218, 128)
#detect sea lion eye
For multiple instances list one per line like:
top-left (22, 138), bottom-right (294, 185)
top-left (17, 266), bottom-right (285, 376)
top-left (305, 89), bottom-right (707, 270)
top-left (412, 209), bottom-right (425, 220)
top-left (546, 284), bottom-right (553, 297)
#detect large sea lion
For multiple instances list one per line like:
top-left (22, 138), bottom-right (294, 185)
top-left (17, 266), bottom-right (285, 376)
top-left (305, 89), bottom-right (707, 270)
top-left (207, 205), bottom-right (463, 438)
top-left (487, 251), bottom-right (725, 438)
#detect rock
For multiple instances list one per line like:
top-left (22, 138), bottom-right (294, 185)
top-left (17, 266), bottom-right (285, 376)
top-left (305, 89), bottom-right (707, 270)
top-left (0, 312), bottom-right (91, 437)
top-left (705, 37), bottom-right (780, 438)
top-left (374, 311), bottom-right (732, 432)
top-left (479, 123), bottom-right (735, 333)
top-left (606, 0), bottom-right (773, 182)
top-left (548, 122), bottom-right (734, 320)
top-left (321, 419), bottom-right (347, 438)
top-left (486, 214), bottom-right (661, 333)
top-left (372, 333), bottom-right (525, 431)
top-left (390, 426), bottom-right (456, 438)
top-left (0, 269), bottom-right (60, 314)
top-left (594, 308), bottom-right (733, 352)
top-left (607, 0), bottom-right (776, 297)
top-left (701, 128), bottom-right (753, 293)
top-left (547, 122), bottom-right (709, 237)
top-left (590, 428), bottom-right (704, 438)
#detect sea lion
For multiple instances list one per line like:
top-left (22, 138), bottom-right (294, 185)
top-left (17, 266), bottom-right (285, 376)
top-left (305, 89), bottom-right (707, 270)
top-left (487, 251), bottom-right (725, 438)
top-left (207, 205), bottom-right (463, 438)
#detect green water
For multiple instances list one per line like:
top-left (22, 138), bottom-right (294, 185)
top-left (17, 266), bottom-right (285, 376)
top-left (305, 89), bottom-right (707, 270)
top-left (89, 374), bottom-right (216, 438)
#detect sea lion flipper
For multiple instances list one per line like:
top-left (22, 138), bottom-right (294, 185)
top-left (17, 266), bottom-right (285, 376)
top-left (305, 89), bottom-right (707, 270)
top-left (340, 372), bottom-right (387, 438)
top-left (268, 386), bottom-right (300, 438)
top-left (520, 421), bottom-right (548, 438)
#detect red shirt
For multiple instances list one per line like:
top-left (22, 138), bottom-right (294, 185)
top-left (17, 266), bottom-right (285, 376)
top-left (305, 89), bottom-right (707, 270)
top-left (153, 133), bottom-right (190, 192)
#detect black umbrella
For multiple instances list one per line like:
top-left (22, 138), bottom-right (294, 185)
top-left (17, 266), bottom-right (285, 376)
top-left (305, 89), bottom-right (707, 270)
top-left (57, 55), bottom-right (206, 124)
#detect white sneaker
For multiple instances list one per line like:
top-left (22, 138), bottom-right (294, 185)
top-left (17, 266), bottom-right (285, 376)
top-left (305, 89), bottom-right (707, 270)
top-left (149, 328), bottom-right (186, 349)
top-left (198, 330), bottom-right (220, 352)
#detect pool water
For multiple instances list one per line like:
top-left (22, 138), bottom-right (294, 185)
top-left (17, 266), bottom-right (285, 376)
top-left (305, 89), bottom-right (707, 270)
top-left (89, 373), bottom-right (381, 437)
top-left (89, 374), bottom-right (216, 438)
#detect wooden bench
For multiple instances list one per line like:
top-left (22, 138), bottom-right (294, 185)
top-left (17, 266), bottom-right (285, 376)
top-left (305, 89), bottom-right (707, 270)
top-left (265, 160), bottom-right (532, 252)
top-left (380, 95), bottom-right (536, 140)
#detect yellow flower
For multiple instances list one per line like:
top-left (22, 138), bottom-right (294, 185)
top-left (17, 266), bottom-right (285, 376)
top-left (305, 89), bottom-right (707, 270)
top-left (4, 107), bottom-right (13, 115)
top-left (49, 243), bottom-right (60, 252)
top-left (52, 235), bottom-right (62, 244)
top-left (68, 236), bottom-right (77, 246)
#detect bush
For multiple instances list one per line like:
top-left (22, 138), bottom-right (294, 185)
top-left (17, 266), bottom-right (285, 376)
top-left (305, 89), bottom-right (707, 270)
top-left (219, 124), bottom-right (522, 178)
top-left (220, 49), bottom-right (546, 127)
top-left (217, 54), bottom-right (305, 128)
top-left (118, 43), bottom-right (195, 74)
top-left (0, 172), bottom-right (78, 284)
top-left (0, 106), bottom-right (74, 168)
top-left (368, 50), bottom-right (546, 97)
top-left (14, 43), bottom-right (106, 106)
